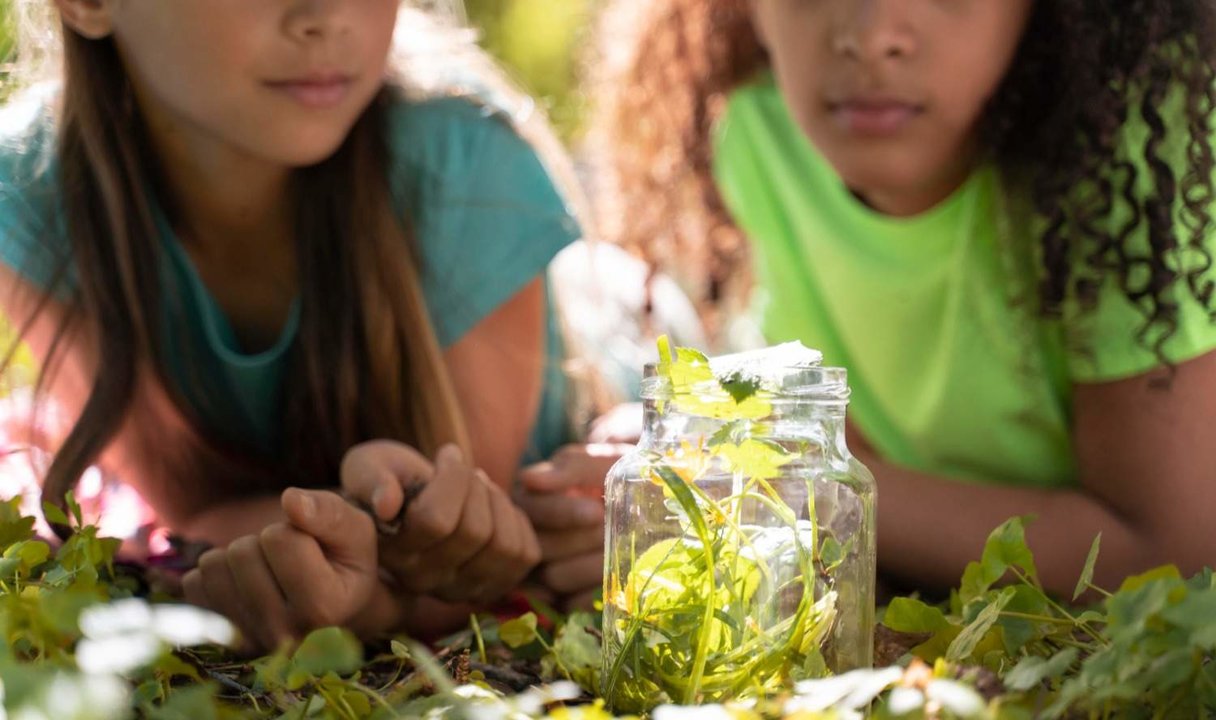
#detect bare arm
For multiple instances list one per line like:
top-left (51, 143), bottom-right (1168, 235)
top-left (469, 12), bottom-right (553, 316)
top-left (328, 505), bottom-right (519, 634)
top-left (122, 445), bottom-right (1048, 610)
top-left (0, 264), bottom-right (289, 540)
top-left (443, 277), bottom-right (546, 491)
top-left (336, 278), bottom-right (548, 637)
top-left (862, 350), bottom-right (1216, 595)
top-left (154, 273), bottom-right (546, 551)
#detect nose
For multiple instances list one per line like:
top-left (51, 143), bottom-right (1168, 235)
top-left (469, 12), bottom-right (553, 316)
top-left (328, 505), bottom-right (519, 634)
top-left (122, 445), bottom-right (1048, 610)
top-left (832, 0), bottom-right (917, 62)
top-left (284, 0), bottom-right (351, 42)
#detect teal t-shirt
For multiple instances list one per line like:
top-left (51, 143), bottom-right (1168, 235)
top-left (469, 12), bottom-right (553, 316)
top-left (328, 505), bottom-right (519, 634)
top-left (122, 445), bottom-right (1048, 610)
top-left (0, 89), bottom-right (580, 465)
top-left (713, 76), bottom-right (1216, 490)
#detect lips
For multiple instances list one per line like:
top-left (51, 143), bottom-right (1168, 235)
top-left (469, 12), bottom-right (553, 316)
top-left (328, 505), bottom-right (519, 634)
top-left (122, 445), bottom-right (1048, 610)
top-left (827, 96), bottom-right (924, 136)
top-left (264, 73), bottom-right (355, 109)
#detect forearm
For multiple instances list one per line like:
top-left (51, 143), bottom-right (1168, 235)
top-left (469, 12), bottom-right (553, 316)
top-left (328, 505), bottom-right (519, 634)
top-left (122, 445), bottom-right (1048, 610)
top-left (870, 458), bottom-right (1161, 596)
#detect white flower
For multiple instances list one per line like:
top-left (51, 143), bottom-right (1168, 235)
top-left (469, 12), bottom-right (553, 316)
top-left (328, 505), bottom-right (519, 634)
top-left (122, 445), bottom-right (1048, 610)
top-left (149, 605), bottom-right (235, 647)
top-left (6, 673), bottom-right (127, 720)
top-left (925, 679), bottom-right (986, 717)
top-left (653, 704), bottom-right (733, 720)
top-left (76, 633), bottom-right (161, 676)
top-left (77, 598), bottom-right (152, 639)
top-left (512, 681), bottom-right (583, 715)
top-left (789, 666), bottom-right (903, 712)
top-left (454, 686), bottom-right (501, 701)
top-left (76, 599), bottom-right (235, 676)
top-left (886, 686), bottom-right (926, 715)
top-left (463, 704), bottom-right (510, 720)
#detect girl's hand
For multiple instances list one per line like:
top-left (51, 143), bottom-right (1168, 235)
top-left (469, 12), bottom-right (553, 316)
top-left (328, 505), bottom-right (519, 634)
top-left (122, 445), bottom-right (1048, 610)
top-left (182, 488), bottom-right (378, 654)
top-left (587, 403), bottom-right (643, 444)
top-left (340, 440), bottom-right (541, 605)
top-left (517, 444), bottom-right (621, 611)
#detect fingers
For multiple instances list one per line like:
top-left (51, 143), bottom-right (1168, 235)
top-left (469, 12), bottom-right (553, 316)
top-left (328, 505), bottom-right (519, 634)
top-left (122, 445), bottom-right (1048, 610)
top-left (587, 403), bottom-right (643, 444)
top-left (180, 490), bottom-right (382, 653)
top-left (535, 552), bottom-right (603, 596)
top-left (266, 492), bottom-right (378, 629)
top-left (183, 549), bottom-right (259, 655)
top-left (281, 488), bottom-right (377, 572)
top-left (390, 468), bottom-right (493, 593)
top-left (339, 441), bottom-right (547, 606)
top-left (340, 440), bottom-right (433, 521)
top-left (519, 444), bottom-right (625, 495)
top-left (398, 444), bottom-right (473, 550)
top-left (226, 535), bottom-right (294, 652)
top-left (516, 490), bottom-right (604, 531)
top-left (536, 524), bottom-right (603, 563)
top-left (258, 524), bottom-right (349, 630)
top-left (447, 486), bottom-right (540, 603)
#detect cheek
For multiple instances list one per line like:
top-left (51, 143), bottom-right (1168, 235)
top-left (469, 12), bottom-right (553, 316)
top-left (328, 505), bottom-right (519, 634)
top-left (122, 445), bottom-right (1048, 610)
top-left (123, 40), bottom-right (260, 142)
top-left (933, 54), bottom-right (1016, 137)
top-left (361, 2), bottom-right (400, 59)
top-left (116, 17), bottom-right (258, 111)
top-left (779, 79), bottom-right (825, 140)
top-left (935, 12), bottom-right (1030, 130)
top-left (766, 49), bottom-right (830, 141)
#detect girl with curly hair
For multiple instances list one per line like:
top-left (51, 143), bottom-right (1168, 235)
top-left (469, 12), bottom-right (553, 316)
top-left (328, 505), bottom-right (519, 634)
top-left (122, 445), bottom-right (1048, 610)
top-left (591, 0), bottom-right (1216, 596)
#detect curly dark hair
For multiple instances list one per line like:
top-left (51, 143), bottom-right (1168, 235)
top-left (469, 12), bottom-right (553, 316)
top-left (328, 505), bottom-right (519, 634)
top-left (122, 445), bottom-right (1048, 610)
top-left (592, 0), bottom-right (1216, 362)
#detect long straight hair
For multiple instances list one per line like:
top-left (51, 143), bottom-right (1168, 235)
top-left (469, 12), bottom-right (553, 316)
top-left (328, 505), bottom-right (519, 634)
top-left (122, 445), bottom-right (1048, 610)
top-left (7, 6), bottom-right (473, 515)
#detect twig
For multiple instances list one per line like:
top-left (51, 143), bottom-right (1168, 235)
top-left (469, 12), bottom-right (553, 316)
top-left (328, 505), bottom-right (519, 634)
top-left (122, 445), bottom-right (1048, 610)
top-left (205, 667), bottom-right (254, 697)
top-left (468, 662), bottom-right (542, 692)
top-left (343, 481), bottom-right (426, 536)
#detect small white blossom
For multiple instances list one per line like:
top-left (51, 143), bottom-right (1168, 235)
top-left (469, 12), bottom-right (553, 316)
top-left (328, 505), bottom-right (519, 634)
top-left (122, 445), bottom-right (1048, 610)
top-left (886, 686), bottom-right (926, 715)
top-left (790, 666), bottom-right (903, 712)
top-left (76, 633), bottom-right (161, 676)
top-left (76, 599), bottom-right (235, 676)
top-left (77, 598), bottom-right (152, 639)
top-left (925, 679), bottom-right (986, 717)
top-left (149, 605), bottom-right (235, 647)
top-left (653, 703), bottom-right (733, 720)
top-left (6, 673), bottom-right (127, 720)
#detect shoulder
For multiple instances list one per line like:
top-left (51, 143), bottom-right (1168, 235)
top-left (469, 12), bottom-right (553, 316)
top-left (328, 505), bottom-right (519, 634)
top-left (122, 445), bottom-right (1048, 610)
top-left (384, 88), bottom-right (551, 203)
top-left (381, 87), bottom-right (581, 347)
top-left (0, 86), bottom-right (59, 217)
top-left (383, 84), bottom-right (581, 247)
top-left (713, 72), bottom-right (811, 190)
top-left (0, 87), bottom-right (70, 292)
top-left (716, 74), bottom-right (788, 151)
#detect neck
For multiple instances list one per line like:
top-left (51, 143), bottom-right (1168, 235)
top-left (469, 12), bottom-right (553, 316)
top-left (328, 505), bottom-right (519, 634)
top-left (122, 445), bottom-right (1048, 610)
top-left (133, 88), bottom-right (293, 251)
top-left (858, 143), bottom-right (979, 218)
top-left (860, 180), bottom-right (962, 217)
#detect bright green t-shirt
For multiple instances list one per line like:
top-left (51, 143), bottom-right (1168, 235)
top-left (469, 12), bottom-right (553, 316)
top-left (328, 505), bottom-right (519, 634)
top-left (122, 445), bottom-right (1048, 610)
top-left (0, 88), bottom-right (580, 465)
top-left (713, 76), bottom-right (1216, 489)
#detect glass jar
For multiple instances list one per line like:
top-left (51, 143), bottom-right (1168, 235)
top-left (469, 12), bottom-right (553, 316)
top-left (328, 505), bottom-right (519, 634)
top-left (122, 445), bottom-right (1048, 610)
top-left (601, 343), bottom-right (876, 713)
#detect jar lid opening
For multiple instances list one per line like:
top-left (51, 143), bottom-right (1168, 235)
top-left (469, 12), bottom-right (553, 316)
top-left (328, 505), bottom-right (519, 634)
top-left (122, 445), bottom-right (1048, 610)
top-left (643, 342), bottom-right (849, 404)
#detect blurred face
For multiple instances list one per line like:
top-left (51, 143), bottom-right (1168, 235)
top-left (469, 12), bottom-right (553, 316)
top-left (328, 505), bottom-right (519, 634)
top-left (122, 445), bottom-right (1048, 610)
top-left (749, 0), bottom-right (1033, 216)
top-left (100, 0), bottom-right (399, 168)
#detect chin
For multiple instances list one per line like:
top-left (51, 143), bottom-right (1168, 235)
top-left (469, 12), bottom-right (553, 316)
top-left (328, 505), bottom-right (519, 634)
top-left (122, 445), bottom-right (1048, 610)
top-left (241, 113), bottom-right (363, 166)
top-left (270, 132), bottom-right (356, 168)
top-left (827, 153), bottom-right (931, 199)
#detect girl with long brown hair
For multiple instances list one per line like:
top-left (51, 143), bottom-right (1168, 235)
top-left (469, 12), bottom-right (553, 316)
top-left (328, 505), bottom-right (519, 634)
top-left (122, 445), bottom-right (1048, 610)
top-left (594, 0), bottom-right (1216, 597)
top-left (0, 0), bottom-right (583, 651)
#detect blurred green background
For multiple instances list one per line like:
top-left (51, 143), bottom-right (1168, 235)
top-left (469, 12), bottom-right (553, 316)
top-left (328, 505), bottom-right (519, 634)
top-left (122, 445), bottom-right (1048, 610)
top-left (0, 0), bottom-right (592, 135)
top-left (465, 0), bottom-right (594, 138)
top-left (0, 0), bottom-right (13, 101)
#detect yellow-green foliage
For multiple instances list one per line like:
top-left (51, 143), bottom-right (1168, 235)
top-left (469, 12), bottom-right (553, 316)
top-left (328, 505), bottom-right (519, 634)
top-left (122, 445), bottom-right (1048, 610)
top-left (465, 0), bottom-right (593, 138)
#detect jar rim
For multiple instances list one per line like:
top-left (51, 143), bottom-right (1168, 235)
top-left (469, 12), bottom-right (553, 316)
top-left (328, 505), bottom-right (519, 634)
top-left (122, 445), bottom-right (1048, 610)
top-left (641, 363), bottom-right (850, 403)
